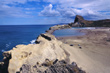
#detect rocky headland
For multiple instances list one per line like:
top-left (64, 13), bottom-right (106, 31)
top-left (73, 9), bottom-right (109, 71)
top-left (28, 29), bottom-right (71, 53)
top-left (0, 15), bottom-right (110, 73)
top-left (0, 33), bottom-right (85, 73)
top-left (69, 15), bottom-right (110, 27)
top-left (45, 24), bottom-right (71, 34)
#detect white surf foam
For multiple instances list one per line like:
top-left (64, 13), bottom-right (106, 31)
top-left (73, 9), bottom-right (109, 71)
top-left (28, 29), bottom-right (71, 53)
top-left (1, 49), bottom-right (5, 52)
top-left (30, 39), bottom-right (36, 44)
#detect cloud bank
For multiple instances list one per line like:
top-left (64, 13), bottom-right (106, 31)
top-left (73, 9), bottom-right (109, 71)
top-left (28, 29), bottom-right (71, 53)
top-left (0, 0), bottom-right (110, 24)
top-left (39, 4), bottom-right (60, 17)
top-left (41, 0), bottom-right (110, 20)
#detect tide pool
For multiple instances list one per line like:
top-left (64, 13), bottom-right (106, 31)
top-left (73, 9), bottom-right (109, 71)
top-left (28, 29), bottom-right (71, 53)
top-left (53, 28), bottom-right (85, 37)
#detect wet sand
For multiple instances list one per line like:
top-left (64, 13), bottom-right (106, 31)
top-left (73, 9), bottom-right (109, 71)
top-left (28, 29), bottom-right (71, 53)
top-left (57, 28), bottom-right (110, 73)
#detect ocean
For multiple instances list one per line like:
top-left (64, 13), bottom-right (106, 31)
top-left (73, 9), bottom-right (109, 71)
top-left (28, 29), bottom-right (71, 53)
top-left (0, 25), bottom-right (53, 60)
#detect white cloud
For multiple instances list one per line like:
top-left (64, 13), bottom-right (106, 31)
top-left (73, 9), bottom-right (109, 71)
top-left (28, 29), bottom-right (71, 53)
top-left (0, 0), bottom-right (110, 24)
top-left (0, 4), bottom-right (31, 17)
top-left (25, 8), bottom-right (36, 10)
top-left (1, 0), bottom-right (40, 4)
top-left (2, 0), bottom-right (27, 4)
top-left (39, 4), bottom-right (60, 17)
top-left (0, 0), bottom-right (38, 18)
top-left (43, 0), bottom-right (110, 20)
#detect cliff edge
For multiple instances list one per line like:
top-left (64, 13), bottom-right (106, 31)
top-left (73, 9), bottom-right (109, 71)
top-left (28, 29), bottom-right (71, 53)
top-left (69, 15), bottom-right (110, 27)
top-left (0, 33), bottom-right (85, 73)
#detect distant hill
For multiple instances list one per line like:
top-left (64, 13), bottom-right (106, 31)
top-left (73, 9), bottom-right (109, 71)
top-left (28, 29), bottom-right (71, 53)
top-left (69, 15), bottom-right (110, 27)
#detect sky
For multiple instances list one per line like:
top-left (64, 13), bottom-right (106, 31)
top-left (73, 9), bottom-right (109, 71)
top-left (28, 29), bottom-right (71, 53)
top-left (0, 0), bottom-right (110, 25)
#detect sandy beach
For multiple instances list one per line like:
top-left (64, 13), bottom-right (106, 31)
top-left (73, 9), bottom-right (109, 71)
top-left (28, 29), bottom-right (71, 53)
top-left (57, 28), bottom-right (110, 73)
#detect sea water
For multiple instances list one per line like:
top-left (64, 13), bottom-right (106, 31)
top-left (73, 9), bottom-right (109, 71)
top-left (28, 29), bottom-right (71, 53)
top-left (0, 25), bottom-right (53, 60)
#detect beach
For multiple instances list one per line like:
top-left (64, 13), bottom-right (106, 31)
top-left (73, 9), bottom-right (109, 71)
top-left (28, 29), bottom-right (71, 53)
top-left (0, 24), bottom-right (110, 73)
top-left (57, 28), bottom-right (110, 73)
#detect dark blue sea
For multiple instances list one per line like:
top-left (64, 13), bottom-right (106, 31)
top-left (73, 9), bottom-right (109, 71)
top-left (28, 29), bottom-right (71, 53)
top-left (0, 25), bottom-right (53, 60)
top-left (0, 25), bottom-right (88, 60)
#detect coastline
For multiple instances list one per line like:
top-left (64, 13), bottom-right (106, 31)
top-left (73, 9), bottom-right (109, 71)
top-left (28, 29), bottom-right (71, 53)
top-left (0, 24), bottom-right (86, 73)
top-left (56, 27), bottom-right (110, 73)
top-left (0, 15), bottom-right (110, 73)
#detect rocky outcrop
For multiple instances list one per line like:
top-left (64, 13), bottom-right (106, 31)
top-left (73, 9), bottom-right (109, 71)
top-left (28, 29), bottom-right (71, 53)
top-left (0, 33), bottom-right (85, 73)
top-left (69, 15), bottom-right (110, 27)
top-left (46, 24), bottom-right (71, 34)
top-left (0, 33), bottom-right (71, 73)
top-left (20, 59), bottom-right (85, 73)
top-left (0, 52), bottom-right (11, 73)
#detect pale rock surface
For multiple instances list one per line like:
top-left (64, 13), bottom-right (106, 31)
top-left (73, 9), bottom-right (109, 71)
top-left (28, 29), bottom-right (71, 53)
top-left (7, 33), bottom-right (69, 73)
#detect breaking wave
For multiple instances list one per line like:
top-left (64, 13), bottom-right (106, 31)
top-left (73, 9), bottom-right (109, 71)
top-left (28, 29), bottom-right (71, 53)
top-left (30, 39), bottom-right (36, 44)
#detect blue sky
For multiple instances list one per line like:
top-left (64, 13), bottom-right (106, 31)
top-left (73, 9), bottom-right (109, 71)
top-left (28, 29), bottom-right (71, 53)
top-left (0, 0), bottom-right (110, 25)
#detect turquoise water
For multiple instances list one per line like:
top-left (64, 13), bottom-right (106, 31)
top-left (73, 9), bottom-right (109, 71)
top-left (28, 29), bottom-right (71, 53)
top-left (53, 28), bottom-right (85, 37)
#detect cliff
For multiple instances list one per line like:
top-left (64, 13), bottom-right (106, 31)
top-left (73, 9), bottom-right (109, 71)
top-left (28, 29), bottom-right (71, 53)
top-left (0, 33), bottom-right (85, 73)
top-left (69, 15), bottom-right (110, 27)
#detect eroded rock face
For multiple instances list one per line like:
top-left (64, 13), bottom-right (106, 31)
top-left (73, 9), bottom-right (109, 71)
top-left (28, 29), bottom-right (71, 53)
top-left (69, 15), bottom-right (110, 27)
top-left (74, 15), bottom-right (84, 23)
top-left (0, 52), bottom-right (11, 73)
top-left (1, 33), bottom-right (69, 73)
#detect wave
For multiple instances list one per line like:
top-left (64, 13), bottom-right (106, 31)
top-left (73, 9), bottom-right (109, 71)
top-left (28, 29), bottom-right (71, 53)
top-left (30, 39), bottom-right (36, 44)
top-left (1, 49), bottom-right (5, 52)
top-left (6, 42), bottom-right (11, 49)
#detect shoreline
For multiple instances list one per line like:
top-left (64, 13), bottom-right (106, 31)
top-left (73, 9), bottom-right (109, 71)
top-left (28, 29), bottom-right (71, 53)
top-left (0, 23), bottom-right (110, 73)
top-left (0, 24), bottom-right (86, 73)
top-left (56, 27), bottom-right (110, 73)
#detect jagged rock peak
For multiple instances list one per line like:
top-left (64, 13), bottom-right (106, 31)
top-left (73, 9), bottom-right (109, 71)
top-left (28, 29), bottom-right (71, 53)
top-left (74, 15), bottom-right (84, 23)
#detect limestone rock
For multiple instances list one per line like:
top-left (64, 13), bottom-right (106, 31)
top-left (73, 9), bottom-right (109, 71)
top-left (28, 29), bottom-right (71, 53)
top-left (1, 33), bottom-right (69, 73)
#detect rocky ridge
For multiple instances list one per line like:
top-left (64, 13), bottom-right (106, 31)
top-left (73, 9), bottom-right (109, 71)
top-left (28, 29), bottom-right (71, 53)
top-left (0, 32), bottom-right (85, 73)
top-left (69, 15), bottom-right (110, 27)
top-left (46, 24), bottom-right (71, 34)
top-left (1, 15), bottom-right (109, 73)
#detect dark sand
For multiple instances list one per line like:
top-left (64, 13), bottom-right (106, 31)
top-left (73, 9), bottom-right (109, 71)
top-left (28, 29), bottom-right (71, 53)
top-left (57, 28), bottom-right (110, 73)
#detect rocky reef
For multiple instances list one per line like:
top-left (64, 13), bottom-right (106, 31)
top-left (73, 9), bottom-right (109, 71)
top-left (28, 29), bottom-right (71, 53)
top-left (0, 33), bottom-right (85, 73)
top-left (69, 15), bottom-right (110, 27)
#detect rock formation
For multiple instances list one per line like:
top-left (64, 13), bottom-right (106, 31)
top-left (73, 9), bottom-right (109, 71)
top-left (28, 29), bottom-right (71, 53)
top-left (0, 33), bottom-right (85, 73)
top-left (20, 59), bottom-right (85, 73)
top-left (69, 15), bottom-right (110, 27)
top-left (46, 24), bottom-right (71, 34)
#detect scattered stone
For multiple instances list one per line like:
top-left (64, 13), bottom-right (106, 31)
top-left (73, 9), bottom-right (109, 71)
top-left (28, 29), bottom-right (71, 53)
top-left (53, 59), bottom-right (58, 64)
top-left (29, 52), bottom-right (32, 55)
top-left (79, 47), bottom-right (82, 49)
top-left (70, 44), bottom-right (74, 46)
top-left (20, 60), bottom-right (86, 73)
top-left (72, 62), bottom-right (77, 66)
top-left (106, 38), bottom-right (110, 42)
